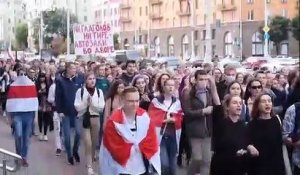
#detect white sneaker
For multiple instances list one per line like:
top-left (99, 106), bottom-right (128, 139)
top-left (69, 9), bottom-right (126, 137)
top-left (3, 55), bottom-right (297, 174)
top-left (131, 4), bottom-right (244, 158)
top-left (43, 135), bottom-right (48, 141)
top-left (87, 166), bottom-right (94, 175)
top-left (39, 134), bottom-right (43, 141)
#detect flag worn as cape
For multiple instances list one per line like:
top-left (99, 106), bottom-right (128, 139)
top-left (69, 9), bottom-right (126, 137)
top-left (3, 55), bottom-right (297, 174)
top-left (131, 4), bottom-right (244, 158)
top-left (6, 76), bottom-right (38, 112)
top-left (148, 97), bottom-right (183, 150)
top-left (100, 108), bottom-right (161, 175)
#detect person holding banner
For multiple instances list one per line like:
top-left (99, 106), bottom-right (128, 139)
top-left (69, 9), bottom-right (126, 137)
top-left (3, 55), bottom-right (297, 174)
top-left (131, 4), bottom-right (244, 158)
top-left (148, 77), bottom-right (183, 175)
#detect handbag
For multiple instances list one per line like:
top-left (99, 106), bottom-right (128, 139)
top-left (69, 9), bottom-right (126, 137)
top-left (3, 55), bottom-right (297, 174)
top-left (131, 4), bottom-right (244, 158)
top-left (82, 108), bottom-right (91, 129)
top-left (276, 115), bottom-right (293, 175)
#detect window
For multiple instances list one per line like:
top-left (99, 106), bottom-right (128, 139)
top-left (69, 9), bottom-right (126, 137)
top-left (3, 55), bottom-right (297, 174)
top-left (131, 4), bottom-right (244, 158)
top-left (145, 6), bottom-right (148, 15)
top-left (12, 27), bottom-right (15, 33)
top-left (266, 0), bottom-right (271, 3)
top-left (194, 30), bottom-right (198, 40)
top-left (182, 35), bottom-right (189, 59)
top-left (281, 0), bottom-right (287, 3)
top-left (202, 30), bottom-right (206, 40)
top-left (282, 9), bottom-right (288, 17)
top-left (104, 10), bottom-right (106, 16)
top-left (173, 18), bottom-right (175, 27)
top-left (224, 32), bottom-right (233, 56)
top-left (168, 36), bottom-right (174, 56)
top-left (8, 18), bottom-right (10, 23)
top-left (212, 29), bottom-right (216, 39)
top-left (212, 45), bottom-right (216, 56)
top-left (84, 16), bottom-right (87, 22)
top-left (248, 10), bottom-right (254, 20)
top-left (251, 32), bottom-right (263, 56)
top-left (247, 0), bottom-right (254, 4)
top-left (195, 0), bottom-right (199, 9)
top-left (115, 8), bottom-right (117, 15)
top-left (140, 7), bottom-right (142, 16)
top-left (231, 0), bottom-right (235, 5)
top-left (297, 0), bottom-right (300, 8)
top-left (203, 45), bottom-right (206, 56)
top-left (280, 41), bottom-right (288, 55)
top-left (195, 45), bottom-right (198, 56)
top-left (139, 35), bottom-right (142, 44)
top-left (144, 34), bottom-right (148, 43)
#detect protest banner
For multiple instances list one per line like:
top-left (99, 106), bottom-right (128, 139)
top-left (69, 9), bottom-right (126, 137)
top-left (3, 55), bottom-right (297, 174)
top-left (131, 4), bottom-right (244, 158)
top-left (73, 24), bottom-right (114, 55)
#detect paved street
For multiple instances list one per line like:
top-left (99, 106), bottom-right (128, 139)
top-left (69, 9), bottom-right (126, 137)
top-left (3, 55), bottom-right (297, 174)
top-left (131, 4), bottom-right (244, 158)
top-left (0, 118), bottom-right (188, 175)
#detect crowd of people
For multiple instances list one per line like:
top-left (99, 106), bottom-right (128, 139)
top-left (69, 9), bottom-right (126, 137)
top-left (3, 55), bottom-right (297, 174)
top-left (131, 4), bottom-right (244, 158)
top-left (0, 56), bottom-right (299, 175)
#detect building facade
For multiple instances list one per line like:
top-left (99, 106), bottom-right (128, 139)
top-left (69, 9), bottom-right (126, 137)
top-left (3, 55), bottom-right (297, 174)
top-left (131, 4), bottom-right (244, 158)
top-left (0, 0), bottom-right (26, 50)
top-left (120, 0), bottom-right (299, 59)
top-left (94, 0), bottom-right (121, 34)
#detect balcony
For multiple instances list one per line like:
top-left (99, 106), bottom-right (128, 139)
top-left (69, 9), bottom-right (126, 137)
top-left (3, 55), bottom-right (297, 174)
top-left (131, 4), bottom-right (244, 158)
top-left (217, 4), bottom-right (237, 11)
top-left (150, 0), bottom-right (163, 5)
top-left (120, 17), bottom-right (132, 23)
top-left (177, 11), bottom-right (191, 17)
top-left (150, 14), bottom-right (163, 20)
top-left (120, 3), bottom-right (131, 9)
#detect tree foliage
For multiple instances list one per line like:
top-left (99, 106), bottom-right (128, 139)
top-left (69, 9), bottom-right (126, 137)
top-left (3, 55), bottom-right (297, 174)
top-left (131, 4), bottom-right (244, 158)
top-left (259, 16), bottom-right (290, 55)
top-left (291, 14), bottom-right (300, 41)
top-left (15, 23), bottom-right (28, 50)
top-left (33, 8), bottom-right (78, 49)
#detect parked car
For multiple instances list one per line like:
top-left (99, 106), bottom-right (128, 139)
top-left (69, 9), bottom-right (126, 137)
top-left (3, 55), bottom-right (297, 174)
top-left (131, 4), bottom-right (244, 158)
top-left (156, 56), bottom-right (183, 70)
top-left (114, 50), bottom-right (140, 64)
top-left (241, 56), bottom-right (268, 70)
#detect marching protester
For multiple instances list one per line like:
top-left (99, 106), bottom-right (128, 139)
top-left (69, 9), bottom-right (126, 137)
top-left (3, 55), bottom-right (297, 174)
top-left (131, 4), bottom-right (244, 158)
top-left (55, 62), bottom-right (84, 165)
top-left (119, 60), bottom-right (137, 86)
top-left (132, 74), bottom-right (153, 110)
top-left (74, 71), bottom-right (105, 175)
top-left (103, 79), bottom-right (125, 123)
top-left (6, 67), bottom-right (39, 166)
top-left (182, 70), bottom-right (220, 175)
top-left (246, 93), bottom-right (286, 175)
top-left (282, 76), bottom-right (300, 174)
top-left (36, 73), bottom-right (52, 141)
top-left (148, 78), bottom-right (183, 175)
top-left (244, 79), bottom-right (264, 121)
top-left (225, 81), bottom-right (247, 122)
top-left (211, 94), bottom-right (247, 175)
top-left (216, 65), bottom-right (237, 101)
top-left (100, 87), bottom-right (161, 175)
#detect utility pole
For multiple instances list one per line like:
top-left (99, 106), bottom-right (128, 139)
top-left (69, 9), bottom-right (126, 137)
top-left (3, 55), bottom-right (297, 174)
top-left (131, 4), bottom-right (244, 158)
top-left (190, 0), bottom-right (195, 61)
top-left (263, 0), bottom-right (269, 58)
top-left (147, 1), bottom-right (151, 58)
top-left (39, 0), bottom-right (43, 59)
top-left (204, 0), bottom-right (212, 62)
top-left (239, 0), bottom-right (243, 60)
top-left (66, 0), bottom-right (70, 58)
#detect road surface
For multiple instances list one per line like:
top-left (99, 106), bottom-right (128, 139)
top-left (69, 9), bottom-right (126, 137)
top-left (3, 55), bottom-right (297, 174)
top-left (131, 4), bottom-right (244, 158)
top-left (0, 118), bottom-right (188, 175)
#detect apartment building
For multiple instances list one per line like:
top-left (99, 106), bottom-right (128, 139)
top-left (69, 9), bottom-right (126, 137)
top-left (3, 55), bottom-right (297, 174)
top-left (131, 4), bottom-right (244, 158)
top-left (120, 0), bottom-right (299, 59)
top-left (0, 0), bottom-right (26, 50)
top-left (94, 0), bottom-right (121, 33)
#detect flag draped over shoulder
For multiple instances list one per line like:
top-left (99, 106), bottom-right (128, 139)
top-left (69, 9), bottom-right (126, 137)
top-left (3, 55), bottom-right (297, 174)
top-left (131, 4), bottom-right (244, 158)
top-left (6, 76), bottom-right (38, 112)
top-left (148, 97), bottom-right (183, 150)
top-left (100, 108), bottom-right (161, 175)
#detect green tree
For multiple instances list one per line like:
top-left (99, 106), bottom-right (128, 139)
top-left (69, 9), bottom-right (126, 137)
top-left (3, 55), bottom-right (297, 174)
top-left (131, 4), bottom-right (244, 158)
top-left (260, 16), bottom-right (290, 55)
top-left (15, 23), bottom-right (28, 50)
top-left (291, 14), bottom-right (300, 41)
top-left (33, 8), bottom-right (78, 50)
top-left (113, 33), bottom-right (120, 50)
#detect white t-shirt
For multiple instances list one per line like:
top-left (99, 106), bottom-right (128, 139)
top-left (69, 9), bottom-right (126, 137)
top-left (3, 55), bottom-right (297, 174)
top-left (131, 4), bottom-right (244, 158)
top-left (121, 116), bottom-right (146, 175)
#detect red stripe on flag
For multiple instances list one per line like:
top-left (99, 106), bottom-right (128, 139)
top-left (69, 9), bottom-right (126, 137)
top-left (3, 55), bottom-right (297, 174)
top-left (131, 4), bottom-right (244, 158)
top-left (7, 86), bottom-right (37, 99)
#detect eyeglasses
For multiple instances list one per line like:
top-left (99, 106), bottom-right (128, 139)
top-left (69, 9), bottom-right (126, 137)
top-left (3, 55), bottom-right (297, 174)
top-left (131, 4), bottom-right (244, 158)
top-left (251, 85), bottom-right (262, 89)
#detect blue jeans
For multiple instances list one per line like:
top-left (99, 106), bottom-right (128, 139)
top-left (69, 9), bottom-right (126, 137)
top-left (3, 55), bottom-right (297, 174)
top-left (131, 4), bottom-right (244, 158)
top-left (62, 116), bottom-right (81, 159)
top-left (160, 134), bottom-right (177, 175)
top-left (12, 112), bottom-right (34, 159)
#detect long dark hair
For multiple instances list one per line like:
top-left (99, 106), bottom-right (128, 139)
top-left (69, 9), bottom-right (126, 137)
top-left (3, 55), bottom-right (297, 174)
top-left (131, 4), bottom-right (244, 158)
top-left (251, 93), bottom-right (275, 119)
top-left (132, 75), bottom-right (150, 94)
top-left (244, 79), bottom-right (263, 103)
top-left (155, 73), bottom-right (170, 94)
top-left (106, 79), bottom-right (125, 100)
top-left (225, 81), bottom-right (244, 98)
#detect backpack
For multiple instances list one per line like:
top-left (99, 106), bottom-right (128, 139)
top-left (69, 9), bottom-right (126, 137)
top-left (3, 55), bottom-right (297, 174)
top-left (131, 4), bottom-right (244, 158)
top-left (80, 87), bottom-right (100, 100)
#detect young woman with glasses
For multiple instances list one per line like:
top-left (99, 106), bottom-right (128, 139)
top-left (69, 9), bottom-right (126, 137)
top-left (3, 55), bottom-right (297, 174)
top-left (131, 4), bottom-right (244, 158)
top-left (244, 79), bottom-right (263, 121)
